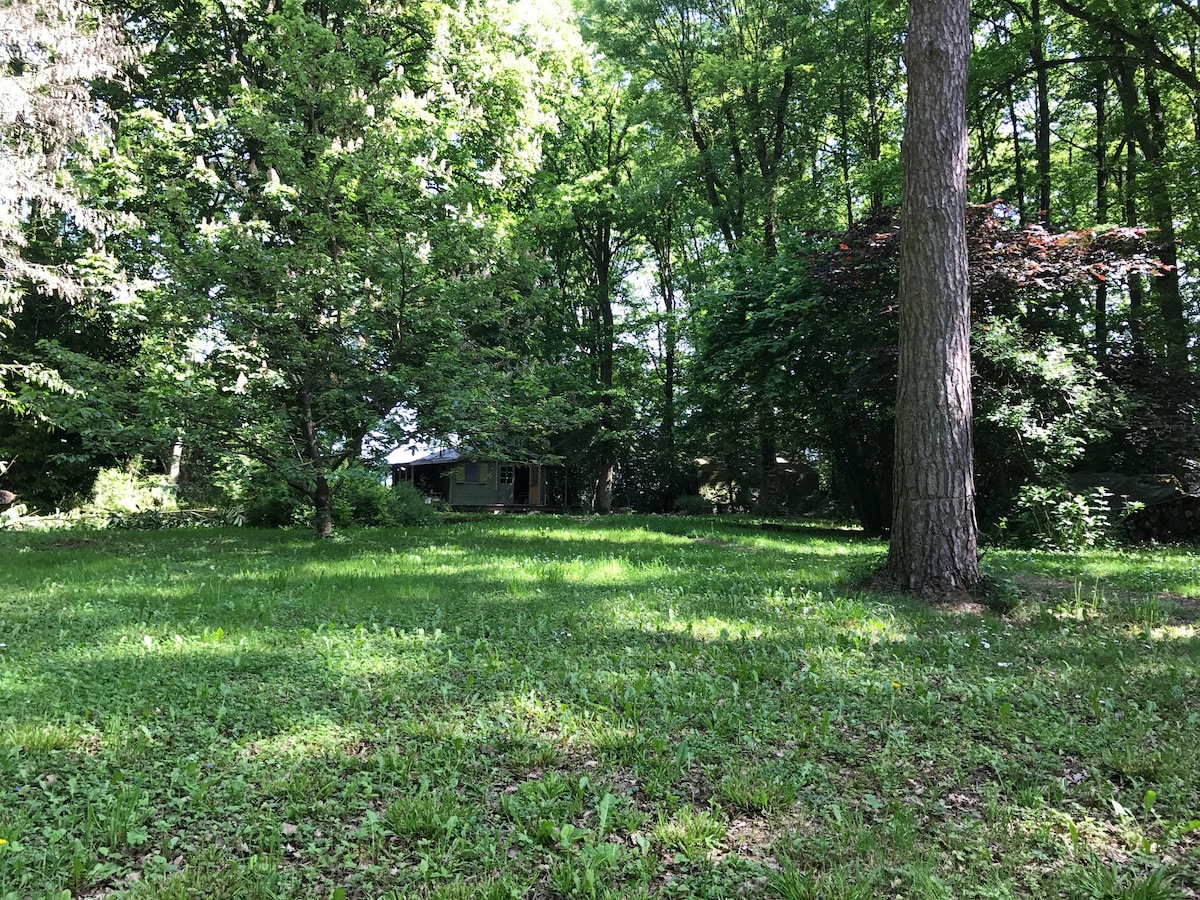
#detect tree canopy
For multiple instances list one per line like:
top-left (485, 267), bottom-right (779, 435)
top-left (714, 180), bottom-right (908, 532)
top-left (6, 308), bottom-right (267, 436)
top-left (1, 0), bottom-right (1196, 570)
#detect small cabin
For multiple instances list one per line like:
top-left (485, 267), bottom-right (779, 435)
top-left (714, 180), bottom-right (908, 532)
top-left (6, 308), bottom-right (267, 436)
top-left (389, 448), bottom-right (556, 509)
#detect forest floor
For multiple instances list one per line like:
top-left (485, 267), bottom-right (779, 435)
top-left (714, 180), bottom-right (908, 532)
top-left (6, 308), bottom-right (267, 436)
top-left (0, 516), bottom-right (1197, 899)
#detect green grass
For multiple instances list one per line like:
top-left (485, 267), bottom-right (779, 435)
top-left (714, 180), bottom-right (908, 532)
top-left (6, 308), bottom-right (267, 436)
top-left (0, 516), bottom-right (1197, 899)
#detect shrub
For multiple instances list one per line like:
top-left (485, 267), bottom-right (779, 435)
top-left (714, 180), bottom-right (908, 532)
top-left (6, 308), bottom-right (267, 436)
top-left (673, 495), bottom-right (716, 515)
top-left (241, 476), bottom-right (310, 528)
top-left (238, 467), bottom-right (436, 529)
top-left (388, 481), bottom-right (437, 525)
top-left (1008, 484), bottom-right (1119, 551)
top-left (336, 472), bottom-right (434, 526)
top-left (335, 469), bottom-right (398, 526)
top-left (91, 460), bottom-right (176, 513)
top-left (105, 507), bottom-right (246, 530)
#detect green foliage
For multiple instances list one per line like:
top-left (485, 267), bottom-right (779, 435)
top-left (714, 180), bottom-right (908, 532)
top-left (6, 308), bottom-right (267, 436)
top-left (974, 319), bottom-right (1113, 525)
top-left (239, 467), bottom-right (435, 529)
top-left (104, 507), bottom-right (245, 530)
top-left (90, 460), bottom-right (175, 514)
top-left (86, 0), bottom-right (580, 534)
top-left (1009, 484), bottom-right (1122, 551)
top-left (692, 210), bottom-right (1168, 536)
top-left (769, 867), bottom-right (874, 900)
top-left (673, 495), bottom-right (715, 515)
top-left (239, 474), bottom-right (310, 529)
top-left (333, 472), bottom-right (435, 527)
top-left (1066, 861), bottom-right (1178, 900)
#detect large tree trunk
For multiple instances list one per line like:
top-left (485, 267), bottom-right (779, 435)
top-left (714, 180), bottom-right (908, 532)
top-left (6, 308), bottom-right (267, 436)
top-left (883, 0), bottom-right (980, 595)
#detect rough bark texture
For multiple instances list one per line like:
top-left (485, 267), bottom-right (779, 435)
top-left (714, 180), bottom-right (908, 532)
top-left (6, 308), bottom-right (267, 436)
top-left (883, 0), bottom-right (980, 595)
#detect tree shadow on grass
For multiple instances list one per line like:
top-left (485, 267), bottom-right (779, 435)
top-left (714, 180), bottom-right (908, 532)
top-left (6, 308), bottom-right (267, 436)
top-left (5, 586), bottom-right (1198, 898)
top-left (1, 523), bottom-right (891, 645)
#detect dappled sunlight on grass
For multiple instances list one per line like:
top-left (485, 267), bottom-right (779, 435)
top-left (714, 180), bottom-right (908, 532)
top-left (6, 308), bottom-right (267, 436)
top-left (482, 520), bottom-right (696, 547)
top-left (1, 520), bottom-right (1197, 897)
top-left (990, 545), bottom-right (1200, 597)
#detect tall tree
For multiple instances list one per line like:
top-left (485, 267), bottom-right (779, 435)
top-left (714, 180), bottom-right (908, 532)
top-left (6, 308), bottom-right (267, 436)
top-left (883, 0), bottom-right (980, 593)
top-left (588, 0), bottom-right (831, 509)
top-left (539, 67), bottom-right (641, 513)
top-left (0, 0), bottom-right (128, 417)
top-left (104, 0), bottom-right (568, 534)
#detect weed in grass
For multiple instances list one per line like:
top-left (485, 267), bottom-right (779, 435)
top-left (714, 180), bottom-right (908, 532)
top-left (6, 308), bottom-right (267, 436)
top-left (84, 785), bottom-right (150, 851)
top-left (1066, 860), bottom-right (1179, 900)
top-left (768, 866), bottom-right (874, 900)
top-left (601, 796), bottom-right (650, 837)
top-left (122, 849), bottom-right (284, 900)
top-left (716, 771), bottom-right (798, 816)
top-left (386, 788), bottom-right (471, 840)
top-left (1114, 595), bottom-right (1167, 630)
top-left (371, 746), bottom-right (416, 779)
top-left (1101, 746), bottom-right (1166, 783)
top-left (0, 721), bottom-right (81, 752)
top-left (980, 575), bottom-right (1025, 615)
top-left (884, 801), bottom-right (917, 852)
top-left (414, 875), bottom-right (522, 900)
top-left (549, 843), bottom-right (624, 900)
top-left (505, 741), bottom-right (564, 772)
top-left (653, 805), bottom-right (725, 862)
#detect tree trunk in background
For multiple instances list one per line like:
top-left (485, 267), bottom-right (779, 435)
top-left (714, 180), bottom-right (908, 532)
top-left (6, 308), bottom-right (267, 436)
top-left (167, 437), bottom-right (184, 486)
top-left (1008, 92), bottom-right (1027, 223)
top-left (1032, 0), bottom-right (1052, 225)
top-left (838, 75), bottom-right (855, 226)
top-left (975, 108), bottom-right (994, 199)
top-left (833, 432), bottom-right (892, 536)
top-left (758, 411), bottom-right (781, 512)
top-left (864, 1), bottom-right (885, 218)
top-left (1122, 139), bottom-right (1146, 354)
top-left (298, 383), bottom-right (335, 537)
top-left (1112, 53), bottom-right (1188, 371)
top-left (883, 0), bottom-right (980, 595)
top-left (650, 222), bottom-right (680, 512)
top-left (1140, 66), bottom-right (1189, 372)
top-left (313, 477), bottom-right (334, 539)
top-left (1094, 75), bottom-right (1109, 371)
top-left (594, 245), bottom-right (616, 514)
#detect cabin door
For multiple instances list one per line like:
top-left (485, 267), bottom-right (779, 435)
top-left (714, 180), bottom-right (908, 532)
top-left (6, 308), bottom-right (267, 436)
top-left (514, 466), bottom-right (531, 505)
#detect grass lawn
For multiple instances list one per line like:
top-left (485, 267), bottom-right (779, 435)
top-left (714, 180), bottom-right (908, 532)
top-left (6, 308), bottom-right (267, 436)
top-left (1, 516), bottom-right (1197, 899)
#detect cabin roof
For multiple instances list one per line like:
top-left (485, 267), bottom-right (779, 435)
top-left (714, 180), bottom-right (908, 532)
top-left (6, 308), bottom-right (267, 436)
top-left (388, 446), bottom-right (559, 468)
top-left (387, 447), bottom-right (464, 467)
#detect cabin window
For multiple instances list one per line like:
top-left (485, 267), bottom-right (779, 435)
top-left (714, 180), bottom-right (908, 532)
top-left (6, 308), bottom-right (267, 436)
top-left (499, 464), bottom-right (515, 485)
top-left (463, 463), bottom-right (480, 483)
